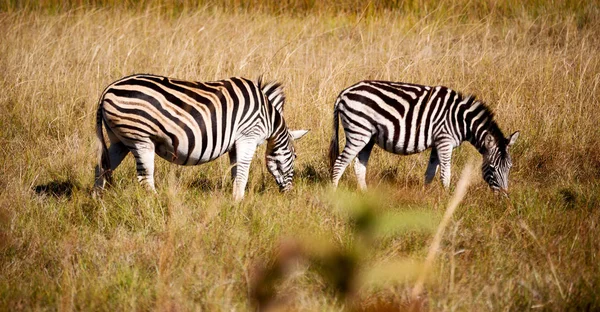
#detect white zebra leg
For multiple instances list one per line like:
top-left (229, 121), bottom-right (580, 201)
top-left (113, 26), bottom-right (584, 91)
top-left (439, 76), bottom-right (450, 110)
top-left (131, 144), bottom-right (157, 192)
top-left (436, 145), bottom-right (453, 189)
top-left (354, 160), bottom-right (368, 191)
top-left (232, 140), bottom-right (258, 201)
top-left (424, 147), bottom-right (440, 185)
top-left (354, 139), bottom-right (375, 191)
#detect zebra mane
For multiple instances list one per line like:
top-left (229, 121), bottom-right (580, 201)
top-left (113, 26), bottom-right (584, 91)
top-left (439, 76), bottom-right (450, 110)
top-left (257, 76), bottom-right (285, 114)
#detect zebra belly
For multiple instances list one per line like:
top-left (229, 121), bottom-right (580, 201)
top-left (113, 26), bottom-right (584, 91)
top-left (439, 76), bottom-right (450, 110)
top-left (375, 135), bottom-right (430, 156)
top-left (154, 139), bottom-right (233, 166)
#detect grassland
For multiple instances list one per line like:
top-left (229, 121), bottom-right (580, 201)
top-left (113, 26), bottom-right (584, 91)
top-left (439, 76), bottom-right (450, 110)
top-left (1, 1), bottom-right (599, 310)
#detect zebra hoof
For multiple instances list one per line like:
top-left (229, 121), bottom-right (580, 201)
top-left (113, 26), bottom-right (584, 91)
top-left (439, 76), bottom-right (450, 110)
top-left (91, 187), bottom-right (104, 199)
top-left (280, 185), bottom-right (293, 193)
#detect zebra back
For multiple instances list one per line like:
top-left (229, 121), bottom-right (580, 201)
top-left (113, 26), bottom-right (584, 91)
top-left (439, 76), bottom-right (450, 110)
top-left (336, 80), bottom-right (511, 154)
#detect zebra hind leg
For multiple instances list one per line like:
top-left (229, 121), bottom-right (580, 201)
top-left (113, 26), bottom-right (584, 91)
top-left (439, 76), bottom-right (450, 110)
top-left (108, 142), bottom-right (131, 172)
top-left (354, 138), bottom-right (375, 191)
top-left (424, 147), bottom-right (440, 185)
top-left (228, 146), bottom-right (237, 182)
top-left (94, 142), bottom-right (130, 191)
top-left (131, 143), bottom-right (157, 193)
top-left (332, 136), bottom-right (372, 189)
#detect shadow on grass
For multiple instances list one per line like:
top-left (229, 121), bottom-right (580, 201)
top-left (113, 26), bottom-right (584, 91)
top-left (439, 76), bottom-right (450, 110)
top-left (297, 163), bottom-right (328, 184)
top-left (379, 167), bottom-right (401, 183)
top-left (188, 177), bottom-right (218, 192)
top-left (188, 175), bottom-right (279, 195)
top-left (378, 166), bottom-right (423, 187)
top-left (33, 180), bottom-right (78, 198)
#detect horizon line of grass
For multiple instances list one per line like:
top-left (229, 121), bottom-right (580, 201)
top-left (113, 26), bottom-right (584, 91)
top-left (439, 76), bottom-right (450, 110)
top-left (1, 0), bottom-right (597, 25)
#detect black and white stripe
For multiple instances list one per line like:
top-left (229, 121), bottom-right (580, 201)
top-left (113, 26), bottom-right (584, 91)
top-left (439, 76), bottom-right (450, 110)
top-left (94, 74), bottom-right (308, 200)
top-left (329, 80), bottom-right (519, 192)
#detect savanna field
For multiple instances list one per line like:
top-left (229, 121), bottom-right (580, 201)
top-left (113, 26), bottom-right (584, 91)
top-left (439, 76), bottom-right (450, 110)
top-left (1, 0), bottom-right (599, 310)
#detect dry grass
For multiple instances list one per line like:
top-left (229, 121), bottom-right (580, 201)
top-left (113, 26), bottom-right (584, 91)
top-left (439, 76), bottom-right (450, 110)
top-left (1, 2), bottom-right (600, 310)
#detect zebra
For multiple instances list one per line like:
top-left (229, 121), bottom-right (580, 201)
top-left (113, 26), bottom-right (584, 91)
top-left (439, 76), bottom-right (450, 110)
top-left (93, 74), bottom-right (309, 201)
top-left (329, 80), bottom-right (519, 193)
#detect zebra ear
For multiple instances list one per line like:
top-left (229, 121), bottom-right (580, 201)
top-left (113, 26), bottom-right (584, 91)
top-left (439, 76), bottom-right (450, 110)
top-left (484, 133), bottom-right (495, 151)
top-left (507, 131), bottom-right (520, 147)
top-left (289, 129), bottom-right (309, 141)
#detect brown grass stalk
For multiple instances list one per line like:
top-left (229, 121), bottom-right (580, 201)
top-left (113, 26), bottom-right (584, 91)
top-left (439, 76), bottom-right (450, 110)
top-left (410, 160), bottom-right (475, 306)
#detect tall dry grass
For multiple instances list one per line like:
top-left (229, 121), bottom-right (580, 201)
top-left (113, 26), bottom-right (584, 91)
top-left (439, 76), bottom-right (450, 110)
top-left (1, 2), bottom-right (599, 310)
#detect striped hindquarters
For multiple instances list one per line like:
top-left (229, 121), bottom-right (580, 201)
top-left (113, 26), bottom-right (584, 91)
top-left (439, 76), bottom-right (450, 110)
top-left (99, 74), bottom-right (267, 165)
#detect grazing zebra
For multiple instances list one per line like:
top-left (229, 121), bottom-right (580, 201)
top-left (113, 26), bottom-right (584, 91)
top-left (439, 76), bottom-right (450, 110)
top-left (94, 74), bottom-right (308, 201)
top-left (329, 80), bottom-right (519, 193)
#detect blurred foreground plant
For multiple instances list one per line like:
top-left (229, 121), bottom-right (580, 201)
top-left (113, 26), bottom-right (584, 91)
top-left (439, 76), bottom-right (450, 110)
top-left (250, 162), bottom-right (475, 311)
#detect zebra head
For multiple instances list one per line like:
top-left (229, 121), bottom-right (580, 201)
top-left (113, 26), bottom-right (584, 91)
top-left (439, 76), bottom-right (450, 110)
top-left (482, 131), bottom-right (520, 193)
top-left (266, 129), bottom-right (309, 192)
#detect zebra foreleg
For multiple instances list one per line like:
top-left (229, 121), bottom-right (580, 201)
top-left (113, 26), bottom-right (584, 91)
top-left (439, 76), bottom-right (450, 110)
top-left (424, 147), bottom-right (440, 185)
top-left (131, 143), bottom-right (157, 193)
top-left (354, 138), bottom-right (375, 191)
top-left (231, 140), bottom-right (258, 201)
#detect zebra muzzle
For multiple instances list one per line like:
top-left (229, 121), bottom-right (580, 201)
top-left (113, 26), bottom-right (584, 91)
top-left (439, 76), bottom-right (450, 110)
top-left (492, 188), bottom-right (510, 198)
top-left (280, 184), bottom-right (293, 192)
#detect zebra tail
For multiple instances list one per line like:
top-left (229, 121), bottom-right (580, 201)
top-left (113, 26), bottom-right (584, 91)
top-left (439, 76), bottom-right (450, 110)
top-left (95, 100), bottom-right (112, 185)
top-left (328, 98), bottom-right (341, 173)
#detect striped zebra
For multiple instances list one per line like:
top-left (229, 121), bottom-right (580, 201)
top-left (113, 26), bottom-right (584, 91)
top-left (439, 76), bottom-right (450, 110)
top-left (329, 80), bottom-right (519, 193)
top-left (94, 74), bottom-right (308, 201)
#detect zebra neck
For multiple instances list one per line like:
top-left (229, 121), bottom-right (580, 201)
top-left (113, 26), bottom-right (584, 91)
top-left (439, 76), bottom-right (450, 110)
top-left (266, 110), bottom-right (291, 152)
top-left (462, 101), bottom-right (504, 154)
